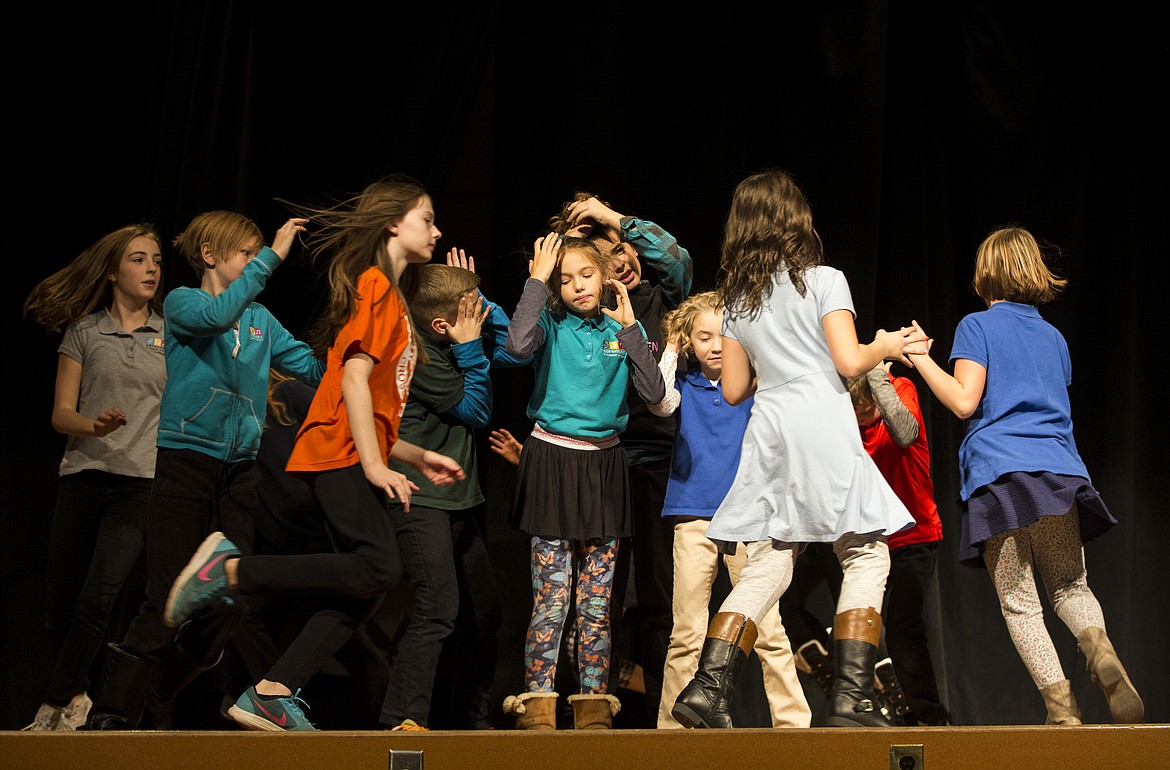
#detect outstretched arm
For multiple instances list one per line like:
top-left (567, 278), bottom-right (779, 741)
top-left (906, 321), bottom-right (986, 420)
top-left (388, 439), bottom-right (465, 487)
top-left (823, 310), bottom-right (928, 379)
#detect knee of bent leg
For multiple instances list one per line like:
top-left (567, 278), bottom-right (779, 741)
top-left (578, 594), bottom-right (611, 626)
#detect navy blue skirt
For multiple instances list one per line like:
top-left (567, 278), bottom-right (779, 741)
top-left (960, 471), bottom-right (1117, 568)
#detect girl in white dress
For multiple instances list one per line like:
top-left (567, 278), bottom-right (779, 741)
top-left (671, 169), bottom-right (926, 729)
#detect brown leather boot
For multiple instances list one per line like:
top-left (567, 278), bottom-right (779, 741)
top-left (1076, 627), bottom-right (1144, 723)
top-left (825, 608), bottom-right (891, 727)
top-left (567, 693), bottom-right (621, 729)
top-left (671, 612), bottom-right (758, 728)
top-left (501, 692), bottom-right (558, 730)
top-left (1040, 679), bottom-right (1082, 725)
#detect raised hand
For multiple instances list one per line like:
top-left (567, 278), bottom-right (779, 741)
top-left (441, 291), bottom-right (492, 344)
top-left (446, 247), bottom-right (476, 274)
top-left (600, 277), bottom-right (636, 328)
top-left (566, 197), bottom-right (623, 236)
top-left (529, 234), bottom-right (561, 282)
top-left (271, 218), bottom-right (309, 261)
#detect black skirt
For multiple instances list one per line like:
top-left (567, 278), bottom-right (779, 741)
top-left (510, 433), bottom-right (632, 541)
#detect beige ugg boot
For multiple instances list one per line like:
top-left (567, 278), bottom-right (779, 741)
top-left (567, 693), bottom-right (621, 729)
top-left (502, 692), bottom-right (558, 730)
top-left (1076, 627), bottom-right (1144, 723)
top-left (1040, 679), bottom-right (1082, 725)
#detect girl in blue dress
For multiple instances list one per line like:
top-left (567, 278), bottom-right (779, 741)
top-left (672, 169), bottom-right (926, 729)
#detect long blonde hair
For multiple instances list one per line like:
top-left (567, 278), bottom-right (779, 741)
top-left (718, 169), bottom-right (823, 322)
top-left (24, 223), bottom-right (163, 333)
top-left (972, 226), bottom-right (1066, 305)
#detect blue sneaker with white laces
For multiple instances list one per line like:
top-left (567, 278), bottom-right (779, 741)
top-left (228, 686), bottom-right (317, 731)
top-left (164, 531), bottom-right (240, 628)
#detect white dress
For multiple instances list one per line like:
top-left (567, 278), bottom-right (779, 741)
top-left (706, 265), bottom-right (913, 550)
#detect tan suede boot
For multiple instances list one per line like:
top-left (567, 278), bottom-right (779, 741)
top-left (568, 693), bottom-right (621, 729)
top-left (501, 692), bottom-right (558, 730)
top-left (1040, 679), bottom-right (1082, 725)
top-left (1076, 627), bottom-right (1144, 723)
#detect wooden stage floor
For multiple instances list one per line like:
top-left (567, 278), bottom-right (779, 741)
top-left (3, 724), bottom-right (1168, 770)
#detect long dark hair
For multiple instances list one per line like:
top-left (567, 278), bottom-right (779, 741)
top-left (717, 169), bottom-right (823, 322)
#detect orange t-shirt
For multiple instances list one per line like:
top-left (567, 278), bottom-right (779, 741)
top-left (286, 266), bottom-right (416, 476)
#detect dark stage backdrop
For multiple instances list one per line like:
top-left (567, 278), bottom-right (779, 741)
top-left (3, 2), bottom-right (1165, 729)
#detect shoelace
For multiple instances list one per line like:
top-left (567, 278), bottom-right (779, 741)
top-left (284, 689), bottom-right (312, 720)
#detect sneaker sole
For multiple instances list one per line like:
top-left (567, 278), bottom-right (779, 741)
top-left (228, 704), bottom-right (288, 732)
top-left (164, 532), bottom-right (227, 628)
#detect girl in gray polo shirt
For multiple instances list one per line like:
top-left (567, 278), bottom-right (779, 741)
top-left (22, 223), bottom-right (167, 731)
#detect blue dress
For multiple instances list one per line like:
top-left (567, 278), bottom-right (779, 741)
top-left (706, 266), bottom-right (913, 551)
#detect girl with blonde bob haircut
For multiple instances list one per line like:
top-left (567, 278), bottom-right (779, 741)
top-left (909, 225), bottom-right (1142, 725)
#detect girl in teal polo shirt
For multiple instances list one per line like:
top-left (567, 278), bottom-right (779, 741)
top-left (501, 234), bottom-right (665, 730)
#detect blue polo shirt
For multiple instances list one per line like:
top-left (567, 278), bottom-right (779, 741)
top-left (950, 301), bottom-right (1089, 500)
top-left (661, 370), bottom-right (753, 518)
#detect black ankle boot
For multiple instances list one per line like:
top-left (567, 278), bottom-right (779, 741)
top-left (874, 657), bottom-right (909, 725)
top-left (825, 608), bottom-right (891, 728)
top-left (795, 638), bottom-right (835, 698)
top-left (671, 612), bottom-right (757, 729)
top-left (140, 640), bottom-right (221, 729)
top-left (85, 643), bottom-right (155, 730)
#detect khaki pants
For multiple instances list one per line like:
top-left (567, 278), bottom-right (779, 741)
top-left (657, 517), bottom-right (811, 728)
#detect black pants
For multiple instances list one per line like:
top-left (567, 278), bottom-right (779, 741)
top-left (238, 463), bottom-right (402, 691)
top-left (381, 502), bottom-right (500, 728)
top-left (610, 458), bottom-right (674, 721)
top-left (42, 471), bottom-right (149, 706)
top-left (120, 448), bottom-right (258, 665)
top-left (883, 541), bottom-right (948, 724)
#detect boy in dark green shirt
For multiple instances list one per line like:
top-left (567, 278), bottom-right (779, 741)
top-left (382, 259), bottom-right (528, 730)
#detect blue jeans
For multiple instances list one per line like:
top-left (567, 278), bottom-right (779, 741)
top-left (42, 471), bottom-right (149, 706)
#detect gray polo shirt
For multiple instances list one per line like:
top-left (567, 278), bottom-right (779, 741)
top-left (57, 309), bottom-right (167, 478)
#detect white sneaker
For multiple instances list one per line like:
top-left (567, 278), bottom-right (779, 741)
top-left (60, 692), bottom-right (93, 730)
top-left (21, 703), bottom-right (63, 731)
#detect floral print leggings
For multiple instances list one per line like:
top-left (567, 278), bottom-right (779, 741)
top-left (524, 536), bottom-right (619, 693)
top-left (983, 505), bottom-right (1106, 688)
